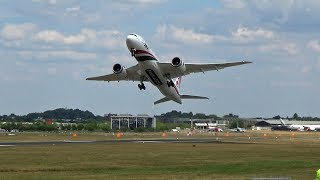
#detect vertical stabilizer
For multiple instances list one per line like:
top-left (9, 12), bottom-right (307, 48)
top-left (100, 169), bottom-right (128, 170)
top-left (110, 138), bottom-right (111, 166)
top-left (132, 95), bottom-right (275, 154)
top-left (280, 118), bottom-right (286, 126)
top-left (174, 76), bottom-right (182, 89)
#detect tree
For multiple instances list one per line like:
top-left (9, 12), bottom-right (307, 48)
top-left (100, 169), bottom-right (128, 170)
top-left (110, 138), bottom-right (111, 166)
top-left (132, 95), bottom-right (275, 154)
top-left (84, 121), bottom-right (97, 131)
top-left (273, 115), bottom-right (281, 119)
top-left (229, 120), bottom-right (244, 128)
top-left (99, 123), bottom-right (111, 131)
top-left (77, 124), bottom-right (85, 130)
top-left (156, 122), bottom-right (169, 131)
top-left (292, 113), bottom-right (299, 120)
top-left (193, 113), bottom-right (207, 119)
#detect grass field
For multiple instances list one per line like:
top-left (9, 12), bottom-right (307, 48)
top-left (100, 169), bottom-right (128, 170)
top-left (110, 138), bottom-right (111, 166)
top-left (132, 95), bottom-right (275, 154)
top-left (0, 131), bottom-right (319, 179)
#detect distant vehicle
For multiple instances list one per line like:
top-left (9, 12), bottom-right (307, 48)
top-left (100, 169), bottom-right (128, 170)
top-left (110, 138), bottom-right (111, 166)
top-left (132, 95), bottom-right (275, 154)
top-left (171, 129), bottom-right (179, 132)
top-left (230, 128), bottom-right (246, 132)
top-left (208, 127), bottom-right (223, 132)
top-left (86, 33), bottom-right (251, 105)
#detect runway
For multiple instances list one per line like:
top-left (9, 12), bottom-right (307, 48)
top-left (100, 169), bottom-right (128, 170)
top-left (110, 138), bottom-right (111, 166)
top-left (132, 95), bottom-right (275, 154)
top-left (0, 138), bottom-right (252, 146)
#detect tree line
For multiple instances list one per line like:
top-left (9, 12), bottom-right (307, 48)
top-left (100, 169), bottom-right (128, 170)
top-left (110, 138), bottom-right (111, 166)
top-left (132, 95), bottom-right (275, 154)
top-left (0, 121), bottom-right (192, 132)
top-left (0, 108), bottom-right (104, 122)
top-left (272, 113), bottom-right (320, 121)
top-left (0, 121), bottom-right (111, 132)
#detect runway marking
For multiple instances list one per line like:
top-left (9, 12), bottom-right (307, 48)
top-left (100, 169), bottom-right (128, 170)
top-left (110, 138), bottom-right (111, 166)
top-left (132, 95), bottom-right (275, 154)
top-left (135, 141), bottom-right (164, 143)
top-left (63, 140), bottom-right (94, 143)
top-left (0, 145), bottom-right (16, 147)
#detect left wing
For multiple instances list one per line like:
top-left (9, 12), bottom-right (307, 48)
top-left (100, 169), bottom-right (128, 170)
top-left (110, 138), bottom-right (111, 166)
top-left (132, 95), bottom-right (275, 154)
top-left (158, 61), bottom-right (252, 79)
top-left (86, 64), bottom-right (147, 82)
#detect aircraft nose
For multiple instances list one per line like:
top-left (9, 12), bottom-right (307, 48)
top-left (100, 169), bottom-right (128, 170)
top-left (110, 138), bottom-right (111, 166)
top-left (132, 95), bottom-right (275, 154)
top-left (126, 34), bottom-right (136, 49)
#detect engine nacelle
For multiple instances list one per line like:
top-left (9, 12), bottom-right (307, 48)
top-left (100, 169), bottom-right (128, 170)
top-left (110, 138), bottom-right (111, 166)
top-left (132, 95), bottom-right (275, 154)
top-left (113, 63), bottom-right (127, 78)
top-left (171, 57), bottom-right (186, 72)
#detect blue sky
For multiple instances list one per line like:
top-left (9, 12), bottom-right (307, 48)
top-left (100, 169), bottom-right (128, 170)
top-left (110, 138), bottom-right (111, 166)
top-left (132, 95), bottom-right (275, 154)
top-left (0, 0), bottom-right (320, 117)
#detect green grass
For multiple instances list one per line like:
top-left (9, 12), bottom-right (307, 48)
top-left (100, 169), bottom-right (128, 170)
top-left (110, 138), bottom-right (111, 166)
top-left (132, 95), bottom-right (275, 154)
top-left (0, 131), bottom-right (319, 179)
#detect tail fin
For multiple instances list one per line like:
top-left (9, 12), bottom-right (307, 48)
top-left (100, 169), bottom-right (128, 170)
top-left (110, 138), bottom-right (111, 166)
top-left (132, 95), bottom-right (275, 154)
top-left (174, 77), bottom-right (182, 89)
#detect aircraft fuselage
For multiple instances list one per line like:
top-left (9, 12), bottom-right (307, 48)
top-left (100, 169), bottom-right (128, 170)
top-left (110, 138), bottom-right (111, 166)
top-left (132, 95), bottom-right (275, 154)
top-left (126, 33), bottom-right (181, 104)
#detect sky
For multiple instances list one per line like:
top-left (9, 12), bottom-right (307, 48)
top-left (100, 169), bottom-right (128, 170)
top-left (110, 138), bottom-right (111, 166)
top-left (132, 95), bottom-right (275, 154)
top-left (0, 0), bottom-right (320, 117)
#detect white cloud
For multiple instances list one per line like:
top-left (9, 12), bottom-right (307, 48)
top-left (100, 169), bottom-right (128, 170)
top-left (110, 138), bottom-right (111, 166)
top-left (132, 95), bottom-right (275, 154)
top-left (47, 67), bottom-right (57, 75)
top-left (270, 81), bottom-right (313, 88)
top-left (283, 43), bottom-right (298, 55)
top-left (155, 24), bottom-right (216, 44)
top-left (220, 0), bottom-right (246, 9)
top-left (65, 6), bottom-right (81, 17)
top-left (156, 25), bottom-right (276, 45)
top-left (32, 0), bottom-right (57, 5)
top-left (307, 40), bottom-right (320, 53)
top-left (1, 23), bottom-right (36, 40)
top-left (129, 0), bottom-right (165, 5)
top-left (259, 42), bottom-right (298, 55)
top-left (84, 13), bottom-right (101, 24)
top-left (301, 66), bottom-right (312, 74)
top-left (231, 26), bottom-right (274, 42)
top-left (34, 28), bottom-right (124, 48)
top-left (35, 30), bottom-right (86, 44)
top-left (66, 6), bottom-right (80, 13)
top-left (18, 50), bottom-right (97, 61)
top-left (170, 26), bottom-right (214, 44)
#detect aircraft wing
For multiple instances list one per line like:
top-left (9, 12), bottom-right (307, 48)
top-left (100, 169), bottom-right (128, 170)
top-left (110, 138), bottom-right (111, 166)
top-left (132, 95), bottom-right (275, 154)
top-left (86, 64), bottom-right (147, 82)
top-left (158, 61), bottom-right (252, 79)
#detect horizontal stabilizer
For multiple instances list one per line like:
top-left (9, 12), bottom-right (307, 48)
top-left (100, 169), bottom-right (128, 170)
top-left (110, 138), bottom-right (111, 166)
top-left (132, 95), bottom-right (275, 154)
top-left (180, 95), bottom-right (209, 100)
top-left (154, 97), bottom-right (170, 105)
top-left (154, 95), bottom-right (209, 105)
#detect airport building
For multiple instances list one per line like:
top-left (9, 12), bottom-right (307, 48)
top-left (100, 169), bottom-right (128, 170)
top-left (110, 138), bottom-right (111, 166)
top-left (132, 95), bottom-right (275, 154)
top-left (156, 117), bottom-right (229, 130)
top-left (109, 114), bottom-right (156, 130)
top-left (192, 119), bottom-right (229, 130)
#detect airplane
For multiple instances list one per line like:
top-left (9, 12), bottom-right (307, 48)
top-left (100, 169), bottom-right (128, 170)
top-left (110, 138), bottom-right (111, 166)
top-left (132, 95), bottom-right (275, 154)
top-left (86, 33), bottom-right (252, 105)
top-left (230, 127), bottom-right (246, 132)
top-left (280, 119), bottom-right (320, 131)
top-left (208, 126), bottom-right (223, 132)
top-left (229, 121), bottom-right (246, 132)
top-left (279, 119), bottom-right (303, 131)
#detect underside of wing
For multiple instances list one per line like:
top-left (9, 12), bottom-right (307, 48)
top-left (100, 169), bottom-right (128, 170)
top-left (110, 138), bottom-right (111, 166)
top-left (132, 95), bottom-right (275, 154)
top-left (86, 64), bottom-right (147, 82)
top-left (158, 61), bottom-right (252, 79)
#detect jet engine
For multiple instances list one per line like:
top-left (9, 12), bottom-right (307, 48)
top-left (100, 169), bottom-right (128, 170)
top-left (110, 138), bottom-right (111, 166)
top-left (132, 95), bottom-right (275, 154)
top-left (171, 57), bottom-right (186, 72)
top-left (113, 63), bottom-right (127, 78)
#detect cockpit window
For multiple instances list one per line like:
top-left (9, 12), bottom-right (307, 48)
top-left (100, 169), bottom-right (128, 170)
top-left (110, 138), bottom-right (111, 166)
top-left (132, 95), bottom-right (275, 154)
top-left (129, 33), bottom-right (137, 37)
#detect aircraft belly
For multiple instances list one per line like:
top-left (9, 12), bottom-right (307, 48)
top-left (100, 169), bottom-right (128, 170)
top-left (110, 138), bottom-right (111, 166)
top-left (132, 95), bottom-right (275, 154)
top-left (139, 61), bottom-right (180, 102)
top-left (139, 61), bottom-right (163, 86)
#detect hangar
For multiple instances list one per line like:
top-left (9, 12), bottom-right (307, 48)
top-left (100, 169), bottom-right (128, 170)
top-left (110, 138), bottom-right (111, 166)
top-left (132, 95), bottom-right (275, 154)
top-left (110, 114), bottom-right (156, 130)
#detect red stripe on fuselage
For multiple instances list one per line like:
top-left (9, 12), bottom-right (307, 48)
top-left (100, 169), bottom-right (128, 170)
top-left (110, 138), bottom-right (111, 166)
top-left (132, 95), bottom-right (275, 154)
top-left (173, 85), bottom-right (180, 96)
top-left (135, 50), bottom-right (155, 58)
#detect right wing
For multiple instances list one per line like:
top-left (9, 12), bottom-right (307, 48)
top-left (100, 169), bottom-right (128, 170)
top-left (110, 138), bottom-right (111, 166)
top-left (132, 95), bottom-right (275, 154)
top-left (159, 61), bottom-right (252, 79)
top-left (86, 64), bottom-right (147, 82)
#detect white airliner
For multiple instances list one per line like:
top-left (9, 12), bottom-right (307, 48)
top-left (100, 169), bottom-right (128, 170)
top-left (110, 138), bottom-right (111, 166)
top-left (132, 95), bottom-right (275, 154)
top-left (280, 119), bottom-right (320, 131)
top-left (86, 33), bottom-right (251, 105)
